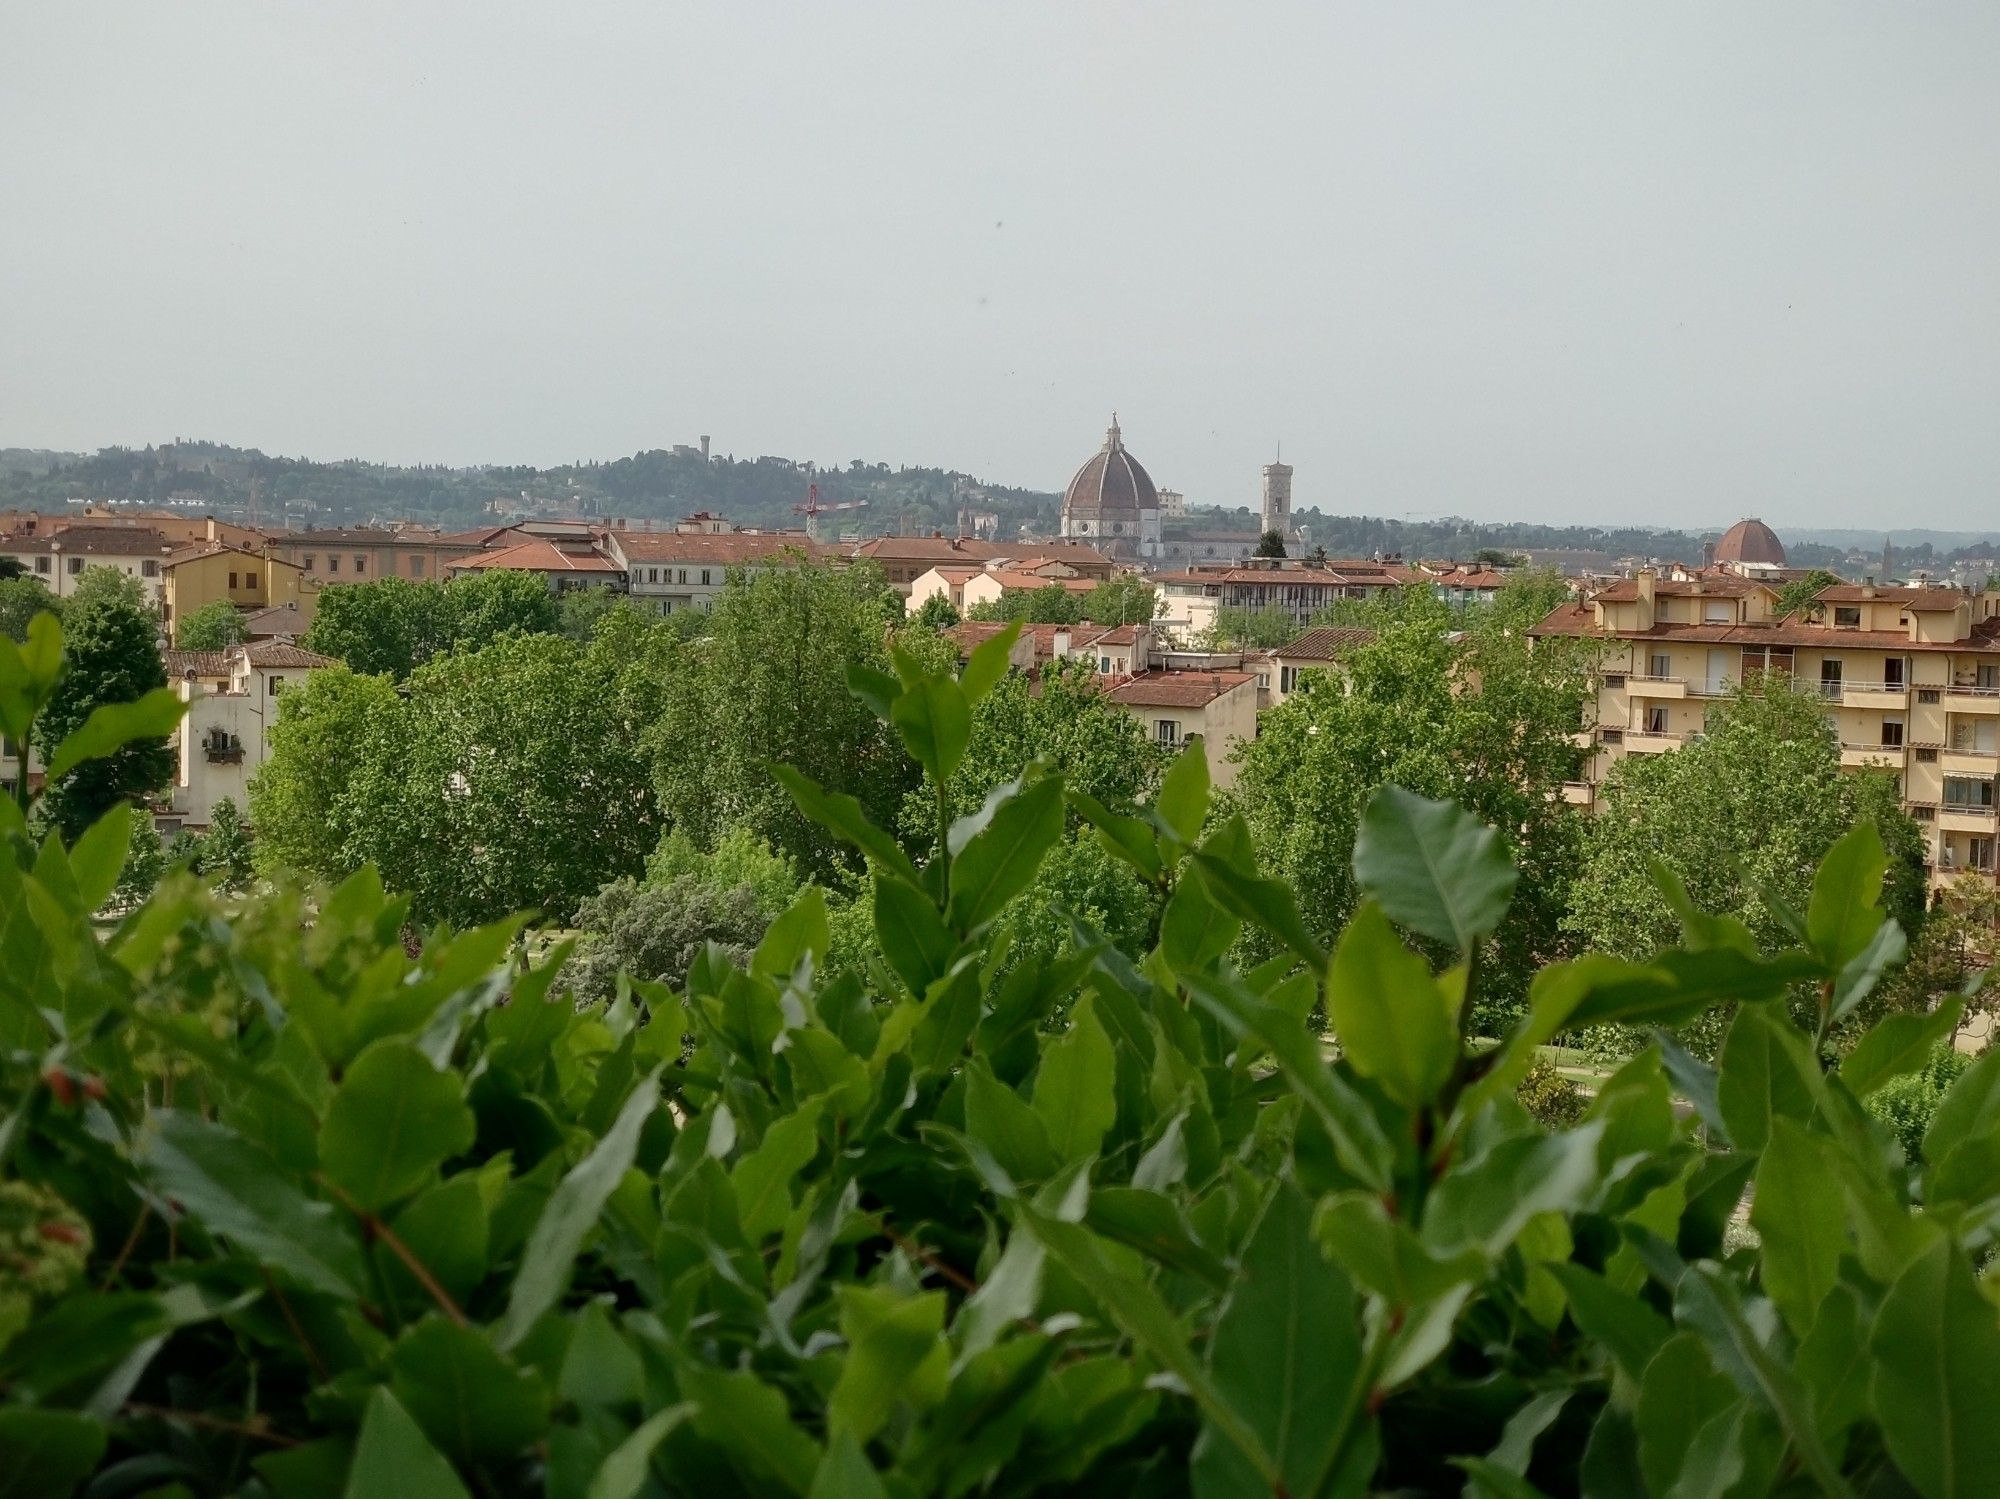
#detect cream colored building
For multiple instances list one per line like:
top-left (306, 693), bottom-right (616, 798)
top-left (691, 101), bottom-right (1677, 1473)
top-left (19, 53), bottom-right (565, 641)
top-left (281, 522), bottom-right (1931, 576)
top-left (1106, 670), bottom-right (1258, 788)
top-left (0, 526), bottom-right (176, 606)
top-left (162, 642), bottom-right (337, 832)
top-left (607, 527), bottom-right (823, 613)
top-left (162, 545), bottom-right (314, 644)
top-left (1534, 571), bottom-right (2000, 885)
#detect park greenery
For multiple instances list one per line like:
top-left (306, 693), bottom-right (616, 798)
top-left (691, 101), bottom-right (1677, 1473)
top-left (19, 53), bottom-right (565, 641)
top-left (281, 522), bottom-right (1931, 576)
top-left (173, 601), bottom-right (251, 652)
top-left (3, 609), bottom-right (1999, 1496)
top-left (963, 575), bottom-right (1161, 628)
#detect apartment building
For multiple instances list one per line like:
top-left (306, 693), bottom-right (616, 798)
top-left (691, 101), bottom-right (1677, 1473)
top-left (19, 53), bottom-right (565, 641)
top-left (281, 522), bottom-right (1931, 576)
top-left (1269, 626), bottom-right (1378, 703)
top-left (605, 528), bottom-right (823, 612)
top-left (0, 526), bottom-right (176, 605)
top-left (161, 642), bottom-right (338, 832)
top-left (446, 539), bottom-right (626, 593)
top-left (1533, 571), bottom-right (2000, 884)
top-left (1155, 558), bottom-right (1416, 640)
top-left (848, 535), bottom-right (1114, 595)
top-left (267, 526), bottom-right (490, 583)
top-left (162, 545), bottom-right (314, 644)
top-left (1106, 671), bottom-right (1258, 788)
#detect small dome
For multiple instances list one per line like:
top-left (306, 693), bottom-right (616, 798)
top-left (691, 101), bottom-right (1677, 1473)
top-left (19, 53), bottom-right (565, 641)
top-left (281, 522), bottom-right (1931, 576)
top-left (1063, 416), bottom-right (1159, 523)
top-left (1713, 518), bottom-right (1786, 566)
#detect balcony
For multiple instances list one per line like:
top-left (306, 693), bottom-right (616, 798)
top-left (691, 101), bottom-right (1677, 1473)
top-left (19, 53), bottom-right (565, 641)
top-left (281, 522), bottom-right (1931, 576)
top-left (1626, 674), bottom-right (1686, 699)
top-left (1624, 730), bottom-right (1685, 753)
top-left (1560, 781), bottom-right (1595, 807)
top-left (1943, 684), bottom-right (2000, 714)
top-left (1940, 747), bottom-right (2000, 777)
top-left (1938, 805), bottom-right (1999, 834)
top-left (1840, 682), bottom-right (1911, 710)
top-left (1840, 742), bottom-right (1905, 768)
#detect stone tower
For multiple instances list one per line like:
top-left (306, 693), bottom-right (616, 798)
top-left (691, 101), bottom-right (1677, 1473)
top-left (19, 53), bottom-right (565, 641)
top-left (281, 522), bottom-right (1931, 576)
top-left (1260, 457), bottom-right (1293, 541)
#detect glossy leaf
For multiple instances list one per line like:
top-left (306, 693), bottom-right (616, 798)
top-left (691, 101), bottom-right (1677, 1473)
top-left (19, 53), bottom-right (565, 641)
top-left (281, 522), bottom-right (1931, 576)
top-left (390, 1318), bottom-right (550, 1464)
top-left (345, 1388), bottom-right (471, 1499)
top-left (43, 686), bottom-right (186, 782)
top-left (1325, 900), bottom-right (1455, 1110)
top-left (947, 775), bottom-right (1063, 931)
top-left (319, 1039), bottom-right (476, 1212)
top-left (1351, 785), bottom-right (1517, 952)
top-left (1749, 1119), bottom-right (1845, 1337)
top-left (1031, 997), bottom-right (1116, 1161)
top-left (1870, 1238), bottom-right (2000, 1499)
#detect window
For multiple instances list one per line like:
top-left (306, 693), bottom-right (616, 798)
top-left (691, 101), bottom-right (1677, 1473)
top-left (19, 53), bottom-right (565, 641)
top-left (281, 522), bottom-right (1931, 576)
top-left (67, 557), bottom-right (82, 575)
top-left (1912, 804), bottom-right (1935, 821)
top-left (1881, 719), bottom-right (1904, 748)
top-left (1098, 656), bottom-right (1111, 673)
top-left (303, 554), bottom-right (315, 571)
top-left (1980, 664), bottom-right (2000, 693)
top-left (1885, 658), bottom-right (1906, 689)
top-left (327, 556), bottom-right (339, 573)
top-left (142, 560), bottom-right (158, 577)
top-left (35, 557), bottom-right (49, 574)
top-left (1834, 606), bottom-right (1861, 628)
top-left (1917, 747), bottom-right (1939, 764)
top-left (1154, 719), bottom-right (1181, 745)
top-left (1953, 720), bottom-right (1999, 753)
top-left (678, 570), bottom-right (688, 584)
top-left (1603, 673), bottom-right (1626, 688)
top-left (411, 557), bottom-right (425, 577)
top-left (1703, 601), bottom-right (1732, 623)
top-left (268, 676), bottom-right (284, 696)
top-left (1599, 727), bottom-right (1624, 744)
top-left (1643, 706), bottom-right (1670, 734)
top-left (1971, 837), bottom-right (1997, 872)
top-left (700, 570), bottom-right (711, 586)
top-left (648, 568), bottom-right (659, 584)
top-left (353, 557), bottom-right (365, 575)
top-left (1819, 661), bottom-right (1843, 698)
top-left (1646, 652), bottom-right (1672, 678)
top-left (229, 571), bottom-right (238, 589)
top-left (1943, 776), bottom-right (1995, 810)
top-left (245, 569), bottom-right (258, 588)
top-left (1919, 688), bottom-right (1941, 704)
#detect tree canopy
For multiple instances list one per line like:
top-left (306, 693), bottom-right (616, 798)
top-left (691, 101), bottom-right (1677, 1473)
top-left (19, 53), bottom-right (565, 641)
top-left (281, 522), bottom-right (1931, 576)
top-left (300, 570), bottom-right (560, 678)
top-left (173, 600), bottom-right (249, 651)
top-left (35, 590), bottom-right (173, 840)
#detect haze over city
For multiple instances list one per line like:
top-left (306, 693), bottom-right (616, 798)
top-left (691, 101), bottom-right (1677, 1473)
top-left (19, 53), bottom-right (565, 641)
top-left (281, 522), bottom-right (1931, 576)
top-left (5, 2), bottom-right (1999, 528)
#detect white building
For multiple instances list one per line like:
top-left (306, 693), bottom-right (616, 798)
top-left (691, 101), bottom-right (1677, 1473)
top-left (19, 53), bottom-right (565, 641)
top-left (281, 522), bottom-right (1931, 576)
top-left (162, 642), bottom-right (337, 833)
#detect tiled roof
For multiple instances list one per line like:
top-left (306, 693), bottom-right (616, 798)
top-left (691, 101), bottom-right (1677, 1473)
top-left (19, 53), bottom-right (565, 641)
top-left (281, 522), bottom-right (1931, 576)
top-left (1280, 626), bottom-right (1378, 660)
top-left (240, 641), bottom-right (338, 669)
top-left (1529, 602), bottom-right (2000, 654)
top-left (850, 536), bottom-right (1110, 566)
top-left (1, 526), bottom-right (175, 556)
top-left (164, 541), bottom-right (284, 566)
top-left (1590, 575), bottom-right (1771, 602)
top-left (163, 650), bottom-right (231, 679)
top-left (1156, 566), bottom-right (1403, 588)
top-left (242, 603), bottom-right (307, 637)
top-left (448, 541), bottom-right (622, 573)
top-left (985, 569), bottom-right (1096, 593)
top-left (1815, 585), bottom-right (1967, 610)
top-left (1107, 670), bottom-right (1254, 708)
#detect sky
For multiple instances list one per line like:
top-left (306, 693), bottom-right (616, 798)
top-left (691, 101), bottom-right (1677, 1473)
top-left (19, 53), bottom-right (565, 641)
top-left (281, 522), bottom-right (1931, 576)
top-left (4, 3), bottom-right (1998, 529)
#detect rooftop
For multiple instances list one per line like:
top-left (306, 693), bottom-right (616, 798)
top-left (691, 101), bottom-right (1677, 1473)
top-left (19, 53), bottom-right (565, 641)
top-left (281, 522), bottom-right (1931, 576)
top-left (1106, 670), bottom-right (1254, 708)
top-left (448, 540), bottom-right (622, 573)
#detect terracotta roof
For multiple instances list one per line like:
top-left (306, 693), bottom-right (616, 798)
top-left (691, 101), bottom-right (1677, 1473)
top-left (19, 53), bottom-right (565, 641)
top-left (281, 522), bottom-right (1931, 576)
top-left (240, 642), bottom-right (338, 669)
top-left (242, 603), bottom-right (307, 637)
top-left (1063, 418), bottom-right (1160, 518)
top-left (286, 527), bottom-right (444, 545)
top-left (163, 650), bottom-right (231, 679)
top-left (612, 531), bottom-right (821, 564)
top-left (1, 526), bottom-right (175, 556)
top-left (1428, 567), bottom-right (1510, 589)
top-left (1529, 601), bottom-right (2000, 654)
top-left (1815, 585), bottom-right (1966, 610)
top-left (164, 541), bottom-right (285, 566)
top-left (448, 541), bottom-right (621, 574)
top-left (1107, 670), bottom-right (1254, 708)
top-left (1156, 566), bottom-right (1405, 588)
top-left (850, 536), bottom-right (1110, 567)
top-left (1713, 518), bottom-right (1787, 567)
top-left (1590, 575), bottom-right (1771, 602)
top-left (986, 569), bottom-right (1096, 593)
top-left (1281, 626), bottom-right (1378, 660)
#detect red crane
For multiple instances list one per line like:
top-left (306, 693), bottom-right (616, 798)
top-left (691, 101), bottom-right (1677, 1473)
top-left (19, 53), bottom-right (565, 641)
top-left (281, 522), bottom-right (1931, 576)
top-left (793, 483), bottom-right (869, 539)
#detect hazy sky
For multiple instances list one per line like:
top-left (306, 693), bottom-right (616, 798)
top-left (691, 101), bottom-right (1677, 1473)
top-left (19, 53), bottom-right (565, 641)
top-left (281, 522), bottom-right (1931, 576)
top-left (5, 4), bottom-right (1998, 528)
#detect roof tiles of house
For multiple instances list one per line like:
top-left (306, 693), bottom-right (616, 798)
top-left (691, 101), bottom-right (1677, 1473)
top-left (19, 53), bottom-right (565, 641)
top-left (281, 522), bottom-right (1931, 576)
top-left (1156, 564), bottom-right (1414, 587)
top-left (286, 527), bottom-right (448, 545)
top-left (1429, 567), bottom-right (1510, 588)
top-left (986, 569), bottom-right (1096, 593)
top-left (164, 541), bottom-right (287, 566)
top-left (1589, 575), bottom-right (1771, 602)
top-left (1107, 670), bottom-right (1254, 707)
top-left (242, 603), bottom-right (307, 637)
top-left (2, 526), bottom-right (176, 555)
top-left (1281, 626), bottom-right (1378, 660)
top-left (1814, 585), bottom-right (1968, 610)
top-left (240, 642), bottom-right (338, 669)
top-left (613, 530), bottom-right (822, 564)
top-left (449, 540), bottom-right (621, 573)
top-left (849, 536), bottom-right (1109, 566)
top-left (1528, 601), bottom-right (2000, 653)
top-left (163, 650), bottom-right (232, 679)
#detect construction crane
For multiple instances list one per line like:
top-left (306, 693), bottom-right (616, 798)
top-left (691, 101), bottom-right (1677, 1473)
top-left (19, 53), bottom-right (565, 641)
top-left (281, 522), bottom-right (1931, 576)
top-left (794, 483), bottom-right (868, 541)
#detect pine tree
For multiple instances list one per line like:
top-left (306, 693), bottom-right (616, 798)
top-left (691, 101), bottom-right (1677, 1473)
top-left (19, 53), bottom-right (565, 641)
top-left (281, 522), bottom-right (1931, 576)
top-left (198, 797), bottom-right (256, 894)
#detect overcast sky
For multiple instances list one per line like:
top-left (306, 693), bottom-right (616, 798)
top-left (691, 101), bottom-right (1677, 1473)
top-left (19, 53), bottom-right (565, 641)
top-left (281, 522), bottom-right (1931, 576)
top-left (4, 3), bottom-right (1997, 528)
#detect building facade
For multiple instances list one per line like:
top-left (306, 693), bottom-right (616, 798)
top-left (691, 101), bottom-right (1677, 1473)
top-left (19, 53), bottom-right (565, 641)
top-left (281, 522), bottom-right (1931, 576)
top-left (1534, 573), bottom-right (2000, 885)
top-left (1058, 417), bottom-right (1162, 561)
top-left (606, 528), bottom-right (822, 612)
top-left (0, 526), bottom-right (176, 605)
top-left (162, 642), bottom-right (337, 832)
top-left (162, 545), bottom-right (313, 644)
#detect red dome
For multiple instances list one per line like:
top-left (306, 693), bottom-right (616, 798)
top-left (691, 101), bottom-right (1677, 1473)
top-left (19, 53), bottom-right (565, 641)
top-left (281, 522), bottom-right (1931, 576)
top-left (1713, 518), bottom-right (1786, 566)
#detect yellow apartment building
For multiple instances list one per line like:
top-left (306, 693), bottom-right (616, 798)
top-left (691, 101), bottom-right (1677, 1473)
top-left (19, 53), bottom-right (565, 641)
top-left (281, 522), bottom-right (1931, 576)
top-left (1534, 571), bottom-right (2000, 887)
top-left (162, 544), bottom-right (314, 644)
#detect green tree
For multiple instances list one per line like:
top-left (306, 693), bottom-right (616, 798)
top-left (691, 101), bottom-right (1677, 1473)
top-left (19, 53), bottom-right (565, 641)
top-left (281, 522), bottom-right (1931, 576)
top-left (195, 796), bottom-right (255, 893)
top-left (111, 805), bottom-right (166, 911)
top-left (67, 565), bottom-right (151, 615)
top-left (1083, 574), bottom-right (1159, 625)
top-left (1254, 528), bottom-right (1287, 557)
top-left (1207, 603), bottom-right (1300, 649)
top-left (174, 600), bottom-right (249, 651)
top-left (966, 583), bottom-right (1084, 625)
top-left (248, 665), bottom-right (405, 881)
top-left (567, 875), bottom-right (769, 1003)
top-left (1774, 567), bottom-right (1843, 619)
top-left (1232, 589), bottom-right (1594, 1019)
top-left (0, 577), bottom-right (57, 643)
top-left (646, 562), bottom-right (909, 880)
top-left (37, 592), bottom-right (173, 840)
top-left (301, 570), bottom-right (561, 678)
top-left (555, 585), bottom-right (633, 640)
top-left (909, 592), bottom-right (961, 631)
top-left (646, 825), bottom-right (802, 918)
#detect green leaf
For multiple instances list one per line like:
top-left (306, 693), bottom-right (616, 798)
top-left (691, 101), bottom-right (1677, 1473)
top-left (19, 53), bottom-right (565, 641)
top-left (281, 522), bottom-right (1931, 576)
top-left (1453, 1457), bottom-right (1553, 1499)
top-left (890, 674), bottom-right (971, 785)
top-left (947, 775), bottom-right (1063, 931)
top-left (1152, 741), bottom-right (1210, 846)
top-left (1829, 917), bottom-right (1906, 1025)
top-left (1921, 1045), bottom-right (2000, 1176)
top-left (584, 1403), bottom-right (696, 1499)
top-left (1351, 785), bottom-right (1518, 953)
top-left (68, 802), bottom-right (133, 914)
top-left (678, 1362), bottom-right (824, 1496)
top-left (497, 1069), bottom-right (659, 1349)
top-left (1191, 1184), bottom-right (1369, 1499)
top-left (731, 1100), bottom-right (823, 1239)
top-left (319, 1039), bottom-right (476, 1212)
top-left (872, 874), bottom-right (954, 996)
top-left (43, 686), bottom-right (186, 782)
top-left (1325, 900), bottom-right (1455, 1110)
top-left (1634, 1335), bottom-right (1736, 1498)
top-left (378, 1176), bottom-right (489, 1312)
top-left (958, 619), bottom-right (1021, 703)
top-left (1312, 1192), bottom-right (1483, 1307)
top-left (964, 1059), bottom-right (1061, 1182)
top-left (136, 1111), bottom-right (369, 1298)
top-left (810, 1430), bottom-right (891, 1499)
top-left (1545, 1263), bottom-right (1671, 1380)
top-left (752, 885), bottom-right (830, 979)
top-left (1716, 1005), bottom-right (1824, 1155)
top-left (773, 764), bottom-right (922, 888)
top-left (390, 1318), bottom-right (550, 1464)
top-left (1870, 1237), bottom-right (2000, 1499)
top-left (846, 662), bottom-right (902, 722)
top-left (1069, 790), bottom-right (1165, 881)
top-left (1422, 1123), bottom-right (1605, 1257)
top-left (1806, 821), bottom-right (1888, 970)
top-left (829, 1285), bottom-right (949, 1442)
top-left (0, 1409), bottom-right (107, 1499)
top-left (1158, 873), bottom-right (1240, 972)
top-left (1087, 1187), bottom-right (1229, 1286)
top-left (1749, 1119), bottom-right (1845, 1337)
top-left (1031, 997), bottom-right (1117, 1161)
top-left (1840, 998), bottom-right (1965, 1096)
top-left (1015, 1204), bottom-right (1281, 1493)
top-left (345, 1388), bottom-right (471, 1499)
top-left (1189, 836), bottom-right (1327, 966)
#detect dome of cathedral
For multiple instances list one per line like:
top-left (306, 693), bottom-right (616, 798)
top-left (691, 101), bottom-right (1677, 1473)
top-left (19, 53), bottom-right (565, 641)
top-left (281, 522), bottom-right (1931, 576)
top-left (1713, 518), bottom-right (1787, 566)
top-left (1062, 416), bottom-right (1159, 525)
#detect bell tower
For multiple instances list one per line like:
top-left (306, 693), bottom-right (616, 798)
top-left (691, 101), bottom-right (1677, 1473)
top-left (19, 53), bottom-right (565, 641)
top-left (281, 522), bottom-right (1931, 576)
top-left (1260, 453), bottom-right (1293, 540)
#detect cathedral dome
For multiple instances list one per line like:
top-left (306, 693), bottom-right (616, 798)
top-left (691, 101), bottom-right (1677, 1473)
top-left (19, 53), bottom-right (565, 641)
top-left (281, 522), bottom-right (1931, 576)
top-left (1062, 416), bottom-right (1159, 527)
top-left (1713, 518), bottom-right (1786, 566)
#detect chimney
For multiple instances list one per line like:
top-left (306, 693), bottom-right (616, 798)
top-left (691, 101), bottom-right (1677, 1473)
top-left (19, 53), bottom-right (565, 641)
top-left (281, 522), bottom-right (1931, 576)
top-left (1635, 567), bottom-right (1657, 630)
top-left (1863, 577), bottom-right (1877, 598)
